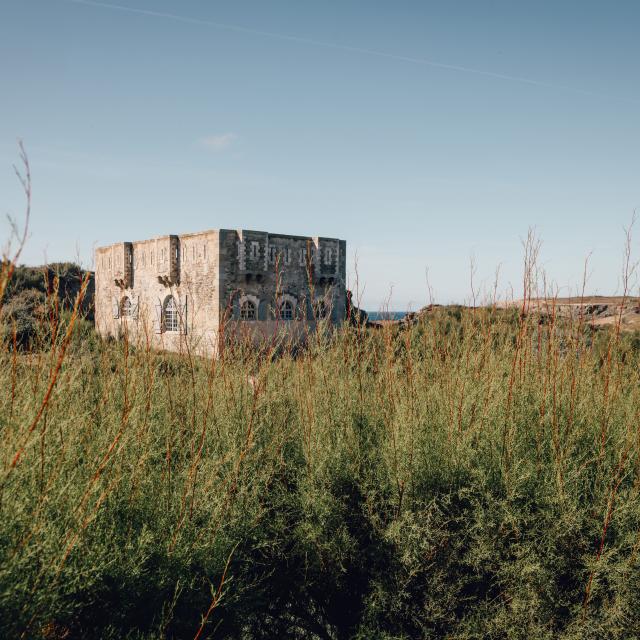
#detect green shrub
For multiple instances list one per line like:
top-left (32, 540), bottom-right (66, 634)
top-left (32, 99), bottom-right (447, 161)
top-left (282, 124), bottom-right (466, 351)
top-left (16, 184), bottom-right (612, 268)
top-left (1, 304), bottom-right (640, 638)
top-left (0, 287), bottom-right (45, 347)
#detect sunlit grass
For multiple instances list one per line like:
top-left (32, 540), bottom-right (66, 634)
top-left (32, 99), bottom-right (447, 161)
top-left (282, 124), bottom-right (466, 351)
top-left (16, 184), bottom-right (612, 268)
top-left (1, 295), bottom-right (640, 638)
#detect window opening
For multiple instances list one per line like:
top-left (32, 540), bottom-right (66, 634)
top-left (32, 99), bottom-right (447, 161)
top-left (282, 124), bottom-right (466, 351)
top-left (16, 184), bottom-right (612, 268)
top-left (279, 299), bottom-right (294, 321)
top-left (240, 299), bottom-right (257, 321)
top-left (164, 296), bottom-right (179, 332)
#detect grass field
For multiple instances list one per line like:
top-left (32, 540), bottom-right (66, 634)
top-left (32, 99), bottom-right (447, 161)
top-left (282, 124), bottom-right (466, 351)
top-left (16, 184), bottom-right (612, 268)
top-left (2, 275), bottom-right (640, 639)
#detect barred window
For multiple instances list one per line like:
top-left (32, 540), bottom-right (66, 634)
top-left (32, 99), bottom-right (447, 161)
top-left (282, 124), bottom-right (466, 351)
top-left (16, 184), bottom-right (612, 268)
top-left (164, 296), bottom-right (179, 332)
top-left (240, 299), bottom-right (257, 321)
top-left (279, 300), bottom-right (294, 321)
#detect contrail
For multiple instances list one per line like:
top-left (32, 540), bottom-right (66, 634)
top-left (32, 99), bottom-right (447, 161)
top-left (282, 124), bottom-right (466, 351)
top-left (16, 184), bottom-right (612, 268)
top-left (62, 0), bottom-right (634, 103)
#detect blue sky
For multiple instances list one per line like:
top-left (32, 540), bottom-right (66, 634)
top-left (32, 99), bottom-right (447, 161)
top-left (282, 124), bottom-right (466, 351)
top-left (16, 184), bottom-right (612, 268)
top-left (1, 0), bottom-right (639, 309)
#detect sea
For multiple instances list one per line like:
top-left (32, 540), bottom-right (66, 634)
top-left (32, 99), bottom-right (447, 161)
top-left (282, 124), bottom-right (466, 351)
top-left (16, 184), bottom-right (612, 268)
top-left (366, 311), bottom-right (408, 322)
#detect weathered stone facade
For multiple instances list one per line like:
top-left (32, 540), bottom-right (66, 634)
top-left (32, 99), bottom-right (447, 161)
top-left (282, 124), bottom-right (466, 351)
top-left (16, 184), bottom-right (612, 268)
top-left (94, 229), bottom-right (347, 355)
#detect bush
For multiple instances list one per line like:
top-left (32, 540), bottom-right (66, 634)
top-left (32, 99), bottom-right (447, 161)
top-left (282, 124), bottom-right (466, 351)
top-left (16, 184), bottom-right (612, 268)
top-left (1, 302), bottom-right (640, 638)
top-left (1, 263), bottom-right (94, 351)
top-left (0, 287), bottom-right (45, 347)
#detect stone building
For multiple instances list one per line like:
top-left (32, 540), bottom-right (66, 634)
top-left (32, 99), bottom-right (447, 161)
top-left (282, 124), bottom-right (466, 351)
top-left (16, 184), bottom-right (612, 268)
top-left (94, 229), bottom-right (347, 356)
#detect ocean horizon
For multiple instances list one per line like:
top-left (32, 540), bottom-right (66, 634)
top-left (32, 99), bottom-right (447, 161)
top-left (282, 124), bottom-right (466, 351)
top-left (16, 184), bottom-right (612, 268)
top-left (366, 311), bottom-right (408, 321)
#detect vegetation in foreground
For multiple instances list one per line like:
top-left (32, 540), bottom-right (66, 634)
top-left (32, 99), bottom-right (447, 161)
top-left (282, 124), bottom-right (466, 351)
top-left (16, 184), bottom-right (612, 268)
top-left (1, 271), bottom-right (640, 639)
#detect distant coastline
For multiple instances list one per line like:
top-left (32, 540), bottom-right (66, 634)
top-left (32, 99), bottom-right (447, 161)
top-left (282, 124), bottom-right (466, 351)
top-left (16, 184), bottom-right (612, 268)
top-left (367, 311), bottom-right (408, 321)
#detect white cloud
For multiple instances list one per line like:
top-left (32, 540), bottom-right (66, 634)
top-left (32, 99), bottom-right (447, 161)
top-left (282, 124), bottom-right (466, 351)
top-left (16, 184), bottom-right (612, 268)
top-left (198, 133), bottom-right (237, 151)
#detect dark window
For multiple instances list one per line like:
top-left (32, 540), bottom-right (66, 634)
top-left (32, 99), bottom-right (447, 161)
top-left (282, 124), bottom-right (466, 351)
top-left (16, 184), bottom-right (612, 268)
top-left (279, 300), bottom-right (294, 321)
top-left (240, 299), bottom-right (257, 321)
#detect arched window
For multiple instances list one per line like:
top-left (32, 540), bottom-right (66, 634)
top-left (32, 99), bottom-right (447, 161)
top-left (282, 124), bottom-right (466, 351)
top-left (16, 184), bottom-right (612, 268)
top-left (120, 296), bottom-right (132, 318)
top-left (240, 299), bottom-right (257, 321)
top-left (164, 296), bottom-right (179, 332)
top-left (279, 299), bottom-right (294, 321)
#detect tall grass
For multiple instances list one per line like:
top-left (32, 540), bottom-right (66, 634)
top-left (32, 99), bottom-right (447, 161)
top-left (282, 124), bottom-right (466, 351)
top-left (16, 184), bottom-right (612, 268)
top-left (2, 290), bottom-right (640, 638)
top-left (2, 155), bottom-right (640, 638)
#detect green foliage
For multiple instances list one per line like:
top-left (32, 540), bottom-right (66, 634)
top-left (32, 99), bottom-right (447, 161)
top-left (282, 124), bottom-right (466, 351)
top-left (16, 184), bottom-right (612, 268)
top-left (0, 288), bottom-right (46, 346)
top-left (0, 263), bottom-right (94, 351)
top-left (3, 263), bottom-right (91, 304)
top-left (2, 263), bottom-right (94, 317)
top-left (1, 307), bottom-right (640, 638)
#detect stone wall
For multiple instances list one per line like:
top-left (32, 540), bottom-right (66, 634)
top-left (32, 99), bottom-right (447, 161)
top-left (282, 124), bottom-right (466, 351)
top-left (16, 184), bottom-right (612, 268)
top-left (95, 230), bottom-right (220, 355)
top-left (219, 230), bottom-right (346, 342)
top-left (95, 228), bottom-right (346, 356)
